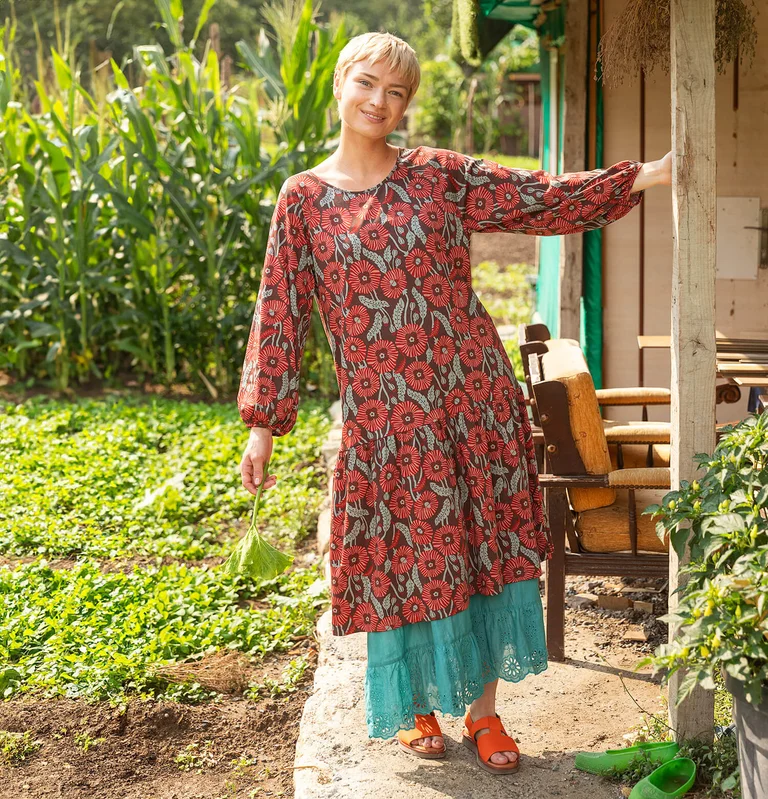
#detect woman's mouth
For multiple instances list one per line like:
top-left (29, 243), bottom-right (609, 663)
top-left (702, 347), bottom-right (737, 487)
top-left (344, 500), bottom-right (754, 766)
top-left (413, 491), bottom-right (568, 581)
top-left (361, 110), bottom-right (385, 123)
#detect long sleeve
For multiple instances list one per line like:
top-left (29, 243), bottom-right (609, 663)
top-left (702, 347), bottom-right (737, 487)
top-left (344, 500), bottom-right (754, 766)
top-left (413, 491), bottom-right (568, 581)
top-left (237, 178), bottom-right (316, 436)
top-left (460, 154), bottom-right (644, 236)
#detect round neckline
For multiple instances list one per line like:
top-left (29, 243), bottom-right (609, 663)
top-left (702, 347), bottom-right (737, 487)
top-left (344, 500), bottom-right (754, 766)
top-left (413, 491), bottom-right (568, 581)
top-left (306, 147), bottom-right (407, 194)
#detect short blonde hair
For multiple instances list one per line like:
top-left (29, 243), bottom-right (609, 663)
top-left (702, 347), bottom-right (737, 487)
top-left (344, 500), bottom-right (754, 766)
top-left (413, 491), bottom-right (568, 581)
top-left (334, 32), bottom-right (421, 102)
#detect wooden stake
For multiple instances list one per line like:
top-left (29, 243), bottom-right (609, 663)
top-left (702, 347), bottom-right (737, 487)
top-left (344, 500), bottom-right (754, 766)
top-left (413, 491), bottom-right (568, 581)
top-left (669, 0), bottom-right (717, 742)
top-left (559, 0), bottom-right (588, 341)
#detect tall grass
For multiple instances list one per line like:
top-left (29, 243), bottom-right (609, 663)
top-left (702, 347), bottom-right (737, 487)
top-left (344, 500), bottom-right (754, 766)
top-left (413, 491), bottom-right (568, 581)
top-left (0, 0), bottom-right (344, 394)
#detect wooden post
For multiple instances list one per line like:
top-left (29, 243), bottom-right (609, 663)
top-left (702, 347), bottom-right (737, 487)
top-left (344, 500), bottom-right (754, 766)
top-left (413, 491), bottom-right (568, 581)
top-left (669, 0), bottom-right (717, 741)
top-left (559, 0), bottom-right (588, 341)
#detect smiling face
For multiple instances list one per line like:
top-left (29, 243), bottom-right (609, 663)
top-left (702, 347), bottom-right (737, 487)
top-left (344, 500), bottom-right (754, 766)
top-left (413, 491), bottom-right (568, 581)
top-left (333, 59), bottom-right (412, 140)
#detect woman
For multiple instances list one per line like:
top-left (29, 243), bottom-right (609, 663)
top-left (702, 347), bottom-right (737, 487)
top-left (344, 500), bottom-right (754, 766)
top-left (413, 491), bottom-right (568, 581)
top-left (237, 32), bottom-right (671, 774)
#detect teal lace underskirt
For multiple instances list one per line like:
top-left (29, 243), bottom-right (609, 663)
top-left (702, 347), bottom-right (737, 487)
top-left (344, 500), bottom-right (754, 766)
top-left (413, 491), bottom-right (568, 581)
top-left (364, 577), bottom-right (548, 739)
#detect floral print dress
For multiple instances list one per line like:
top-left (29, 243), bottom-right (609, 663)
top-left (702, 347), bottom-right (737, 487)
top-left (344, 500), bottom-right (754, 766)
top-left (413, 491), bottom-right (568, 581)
top-left (237, 146), bottom-right (643, 737)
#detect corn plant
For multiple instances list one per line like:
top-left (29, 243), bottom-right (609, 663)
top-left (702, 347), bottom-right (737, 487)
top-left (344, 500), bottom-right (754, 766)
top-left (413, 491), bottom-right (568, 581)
top-left (0, 0), bottom-right (342, 393)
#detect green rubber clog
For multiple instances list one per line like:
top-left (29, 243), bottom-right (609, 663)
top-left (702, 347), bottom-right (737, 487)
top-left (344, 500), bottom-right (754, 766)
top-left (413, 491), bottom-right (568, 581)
top-left (628, 757), bottom-right (697, 799)
top-left (574, 741), bottom-right (680, 775)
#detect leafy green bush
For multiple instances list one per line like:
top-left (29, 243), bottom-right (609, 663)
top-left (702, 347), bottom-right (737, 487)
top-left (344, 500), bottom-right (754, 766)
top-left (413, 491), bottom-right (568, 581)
top-left (639, 413), bottom-right (768, 708)
top-left (0, 395), bottom-right (331, 558)
top-left (0, 558), bottom-right (327, 701)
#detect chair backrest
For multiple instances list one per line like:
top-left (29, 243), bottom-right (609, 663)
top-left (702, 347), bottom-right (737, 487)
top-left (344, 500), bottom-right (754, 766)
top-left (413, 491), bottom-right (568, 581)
top-left (530, 344), bottom-right (616, 512)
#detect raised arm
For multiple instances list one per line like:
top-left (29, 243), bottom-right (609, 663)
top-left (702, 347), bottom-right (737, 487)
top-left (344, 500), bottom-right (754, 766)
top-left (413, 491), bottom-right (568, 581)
top-left (237, 179), bottom-right (316, 436)
top-left (460, 154), bottom-right (648, 236)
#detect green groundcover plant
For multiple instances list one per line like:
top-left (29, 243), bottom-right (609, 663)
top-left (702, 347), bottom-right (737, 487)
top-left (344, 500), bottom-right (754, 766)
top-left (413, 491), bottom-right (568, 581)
top-left (638, 413), bottom-right (768, 708)
top-left (0, 395), bottom-right (330, 558)
top-left (0, 559), bottom-right (327, 701)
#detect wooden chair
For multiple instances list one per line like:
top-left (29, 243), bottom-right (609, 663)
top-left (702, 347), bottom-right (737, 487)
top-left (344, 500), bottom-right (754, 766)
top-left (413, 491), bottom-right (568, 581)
top-left (518, 324), bottom-right (672, 471)
top-left (528, 343), bottom-right (672, 662)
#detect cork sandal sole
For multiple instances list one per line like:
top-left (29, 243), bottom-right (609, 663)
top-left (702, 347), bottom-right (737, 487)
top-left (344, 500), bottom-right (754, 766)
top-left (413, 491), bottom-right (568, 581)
top-left (462, 712), bottom-right (520, 775)
top-left (397, 712), bottom-right (446, 760)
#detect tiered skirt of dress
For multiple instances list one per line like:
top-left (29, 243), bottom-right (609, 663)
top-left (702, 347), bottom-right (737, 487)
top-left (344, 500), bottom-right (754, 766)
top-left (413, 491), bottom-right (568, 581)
top-left (364, 575), bottom-right (548, 739)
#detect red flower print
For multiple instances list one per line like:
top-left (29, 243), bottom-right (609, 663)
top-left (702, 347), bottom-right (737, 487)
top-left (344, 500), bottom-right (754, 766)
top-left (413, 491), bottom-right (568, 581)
top-left (495, 182), bottom-right (520, 210)
top-left (492, 398), bottom-right (512, 425)
top-left (445, 388), bottom-right (471, 418)
top-left (349, 260), bottom-right (381, 294)
top-left (413, 489), bottom-right (439, 520)
top-left (559, 198), bottom-right (584, 221)
top-left (344, 469), bottom-right (369, 504)
top-left (350, 194), bottom-right (382, 221)
top-left (258, 345), bottom-right (288, 377)
top-left (422, 450), bottom-right (449, 482)
top-left (313, 230), bottom-right (335, 261)
top-left (370, 569), bottom-right (392, 598)
top-left (582, 179), bottom-right (608, 204)
top-left (343, 336), bottom-right (368, 364)
top-left (378, 462), bottom-right (400, 493)
top-left (485, 430), bottom-right (504, 460)
top-left (352, 366), bottom-right (380, 398)
top-left (465, 370), bottom-right (492, 403)
top-left (451, 282), bottom-right (470, 309)
top-left (391, 545), bottom-right (415, 574)
top-left (481, 496), bottom-right (496, 522)
top-left (353, 602), bottom-right (379, 632)
top-left (345, 304), bottom-right (370, 337)
top-left (391, 401), bottom-right (425, 435)
top-left (417, 548), bottom-right (446, 578)
top-left (510, 491), bottom-right (533, 520)
top-left (449, 307), bottom-right (471, 334)
top-left (395, 324), bottom-right (428, 358)
top-left (433, 525), bottom-right (462, 555)
top-left (425, 231), bottom-right (450, 264)
top-left (418, 201), bottom-right (445, 230)
top-left (389, 487), bottom-right (414, 519)
top-left (434, 149), bottom-right (464, 170)
top-left (376, 615), bottom-right (403, 631)
top-left (518, 521), bottom-right (538, 550)
top-left (380, 267), bottom-right (407, 299)
top-left (403, 596), bottom-right (427, 624)
top-left (404, 361), bottom-right (434, 391)
top-left (422, 273), bottom-right (451, 307)
top-left (360, 222), bottom-right (389, 251)
top-left (356, 399), bottom-right (387, 433)
top-left (493, 500), bottom-right (514, 530)
top-left (468, 521), bottom-right (485, 547)
top-left (332, 598), bottom-right (351, 627)
top-left (432, 336), bottom-right (456, 366)
top-left (367, 340), bottom-right (398, 372)
top-left (387, 201), bottom-right (414, 227)
top-left (469, 317), bottom-right (495, 346)
top-left (410, 520), bottom-right (434, 546)
top-left (466, 186), bottom-right (493, 220)
top-left (396, 445), bottom-right (421, 478)
top-left (458, 339), bottom-right (483, 369)
top-left (323, 206), bottom-right (352, 235)
top-left (454, 583), bottom-right (470, 612)
top-left (422, 579), bottom-right (451, 612)
top-left (404, 249), bottom-right (432, 278)
top-left (368, 537), bottom-right (388, 566)
top-left (465, 466), bottom-right (488, 499)
top-left (323, 261), bottom-right (346, 294)
top-left (341, 545), bottom-right (369, 575)
top-left (503, 556), bottom-right (537, 582)
top-left (254, 377), bottom-right (277, 407)
top-left (407, 175), bottom-right (432, 198)
top-left (330, 570), bottom-right (348, 595)
top-left (259, 299), bottom-right (289, 330)
top-left (285, 213), bottom-right (308, 246)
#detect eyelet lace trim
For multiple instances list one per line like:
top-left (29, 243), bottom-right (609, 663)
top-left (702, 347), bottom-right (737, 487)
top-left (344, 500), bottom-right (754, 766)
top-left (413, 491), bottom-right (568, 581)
top-left (364, 580), bottom-right (547, 739)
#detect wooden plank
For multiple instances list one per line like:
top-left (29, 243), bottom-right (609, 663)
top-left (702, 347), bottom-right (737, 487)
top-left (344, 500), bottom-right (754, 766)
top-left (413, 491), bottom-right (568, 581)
top-left (733, 377), bottom-right (768, 387)
top-left (637, 335), bottom-right (672, 349)
top-left (717, 363), bottom-right (768, 375)
top-left (669, 0), bottom-right (717, 741)
top-left (558, 0), bottom-right (588, 341)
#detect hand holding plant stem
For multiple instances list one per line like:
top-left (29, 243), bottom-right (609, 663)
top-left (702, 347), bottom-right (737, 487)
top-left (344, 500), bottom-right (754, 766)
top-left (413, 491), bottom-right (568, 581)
top-left (225, 452), bottom-right (294, 581)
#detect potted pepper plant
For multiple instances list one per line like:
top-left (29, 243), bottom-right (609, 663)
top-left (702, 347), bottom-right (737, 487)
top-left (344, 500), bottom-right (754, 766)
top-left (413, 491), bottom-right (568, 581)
top-left (638, 412), bottom-right (768, 799)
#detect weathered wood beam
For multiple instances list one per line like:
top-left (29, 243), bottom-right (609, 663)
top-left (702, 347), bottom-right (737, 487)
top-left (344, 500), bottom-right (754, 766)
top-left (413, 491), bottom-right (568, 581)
top-left (669, 0), bottom-right (717, 741)
top-left (559, 0), bottom-right (588, 341)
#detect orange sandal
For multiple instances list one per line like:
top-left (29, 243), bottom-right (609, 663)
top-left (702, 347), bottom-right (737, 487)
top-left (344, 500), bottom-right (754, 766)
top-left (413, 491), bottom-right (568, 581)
top-left (462, 711), bottom-right (520, 774)
top-left (397, 711), bottom-right (446, 759)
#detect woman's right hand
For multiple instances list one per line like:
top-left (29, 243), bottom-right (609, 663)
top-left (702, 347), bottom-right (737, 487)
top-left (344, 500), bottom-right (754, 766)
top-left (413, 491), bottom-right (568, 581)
top-left (240, 427), bottom-right (277, 495)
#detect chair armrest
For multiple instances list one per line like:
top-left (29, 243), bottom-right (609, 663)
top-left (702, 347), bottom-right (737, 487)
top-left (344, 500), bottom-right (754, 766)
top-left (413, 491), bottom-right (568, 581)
top-left (607, 467), bottom-right (671, 489)
top-left (537, 474), bottom-right (609, 488)
top-left (596, 387), bottom-right (671, 406)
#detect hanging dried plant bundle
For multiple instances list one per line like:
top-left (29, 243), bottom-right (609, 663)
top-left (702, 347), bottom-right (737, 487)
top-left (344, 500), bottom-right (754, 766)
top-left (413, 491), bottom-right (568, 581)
top-left (597, 0), bottom-right (758, 86)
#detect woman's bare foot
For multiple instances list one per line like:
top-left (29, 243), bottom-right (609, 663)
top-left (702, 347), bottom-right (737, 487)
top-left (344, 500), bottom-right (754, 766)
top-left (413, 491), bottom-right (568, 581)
top-left (409, 714), bottom-right (444, 751)
top-left (467, 699), bottom-right (517, 766)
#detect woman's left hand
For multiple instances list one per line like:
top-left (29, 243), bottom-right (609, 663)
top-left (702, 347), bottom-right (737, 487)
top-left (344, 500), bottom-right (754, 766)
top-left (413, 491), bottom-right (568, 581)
top-left (630, 151), bottom-right (672, 192)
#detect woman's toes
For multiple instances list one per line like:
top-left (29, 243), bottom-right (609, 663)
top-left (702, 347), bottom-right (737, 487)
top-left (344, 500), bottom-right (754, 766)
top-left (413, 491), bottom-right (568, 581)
top-left (490, 751), bottom-right (510, 764)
